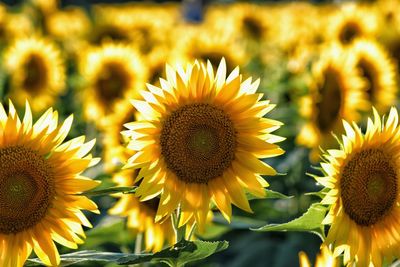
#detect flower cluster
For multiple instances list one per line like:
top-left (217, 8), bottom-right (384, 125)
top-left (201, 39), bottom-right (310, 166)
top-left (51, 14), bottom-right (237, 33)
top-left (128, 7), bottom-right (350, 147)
top-left (1, 1), bottom-right (400, 267)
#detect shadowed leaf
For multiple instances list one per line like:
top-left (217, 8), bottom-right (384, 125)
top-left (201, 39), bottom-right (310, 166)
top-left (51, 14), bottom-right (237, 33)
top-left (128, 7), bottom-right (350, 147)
top-left (252, 203), bottom-right (328, 240)
top-left (118, 239), bottom-right (229, 267)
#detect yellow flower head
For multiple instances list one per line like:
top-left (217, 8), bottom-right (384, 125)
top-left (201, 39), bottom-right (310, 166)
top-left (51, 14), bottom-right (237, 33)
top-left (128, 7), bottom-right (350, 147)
top-left (229, 3), bottom-right (272, 43)
top-left (110, 192), bottom-right (175, 252)
top-left (172, 27), bottom-right (246, 75)
top-left (349, 38), bottom-right (398, 113)
top-left (327, 3), bottom-right (378, 46)
top-left (79, 43), bottom-right (148, 126)
top-left (297, 43), bottom-right (369, 161)
top-left (91, 5), bottom-right (133, 44)
top-left (4, 36), bottom-right (66, 112)
top-left (91, 4), bottom-right (177, 48)
top-left (118, 5), bottom-right (176, 56)
top-left (299, 245), bottom-right (338, 267)
top-left (31, 0), bottom-right (59, 14)
top-left (109, 168), bottom-right (175, 252)
top-left (317, 107), bottom-right (400, 266)
top-left (3, 12), bottom-right (34, 41)
top-left (46, 7), bottom-right (91, 41)
top-left (375, 0), bottom-right (400, 39)
top-left (123, 59), bottom-right (284, 229)
top-left (0, 100), bottom-right (100, 267)
top-left (146, 47), bottom-right (173, 87)
top-left (102, 100), bottom-right (136, 172)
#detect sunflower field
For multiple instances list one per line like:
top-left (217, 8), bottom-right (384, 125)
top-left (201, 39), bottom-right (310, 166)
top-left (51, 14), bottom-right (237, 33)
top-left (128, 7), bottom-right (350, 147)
top-left (2, 0), bottom-right (400, 266)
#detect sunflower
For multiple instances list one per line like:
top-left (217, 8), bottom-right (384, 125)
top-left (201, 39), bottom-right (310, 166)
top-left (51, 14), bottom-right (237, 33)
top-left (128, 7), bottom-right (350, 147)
top-left (327, 3), bottom-right (378, 46)
top-left (316, 107), bottom-right (400, 266)
top-left (91, 5), bottom-right (134, 44)
top-left (375, 0), bottom-right (400, 71)
top-left (384, 35), bottom-right (400, 70)
top-left (118, 5), bottom-right (176, 56)
top-left (45, 7), bottom-right (91, 60)
top-left (110, 192), bottom-right (175, 252)
top-left (202, 4), bottom-right (244, 41)
top-left (3, 12), bottom-right (34, 41)
top-left (31, 0), bottom-right (59, 15)
top-left (91, 4), bottom-right (176, 49)
top-left (146, 47), bottom-right (172, 87)
top-left (46, 7), bottom-right (90, 41)
top-left (4, 37), bottom-right (66, 112)
top-left (172, 27), bottom-right (246, 75)
top-left (102, 100), bottom-right (136, 172)
top-left (277, 2), bottom-right (326, 71)
top-left (229, 3), bottom-right (272, 43)
top-left (0, 4), bottom-right (7, 39)
top-left (109, 167), bottom-right (175, 252)
top-left (375, 0), bottom-right (400, 40)
top-left (79, 43), bottom-right (148, 127)
top-left (350, 39), bottom-right (398, 113)
top-left (299, 245), bottom-right (338, 267)
top-left (0, 100), bottom-right (100, 267)
top-left (297, 43), bottom-right (369, 161)
top-left (123, 59), bottom-right (284, 229)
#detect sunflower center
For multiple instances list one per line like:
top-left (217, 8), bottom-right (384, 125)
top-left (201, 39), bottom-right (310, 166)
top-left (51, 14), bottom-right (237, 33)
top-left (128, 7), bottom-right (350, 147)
top-left (96, 61), bottom-right (129, 105)
top-left (198, 53), bottom-right (234, 74)
top-left (389, 40), bottom-right (400, 70)
top-left (358, 59), bottom-right (377, 102)
top-left (340, 149), bottom-right (397, 226)
top-left (339, 22), bottom-right (360, 44)
top-left (188, 127), bottom-right (218, 158)
top-left (387, 12), bottom-right (394, 22)
top-left (94, 26), bottom-right (128, 44)
top-left (23, 53), bottom-right (47, 93)
top-left (243, 17), bottom-right (263, 40)
top-left (0, 146), bottom-right (55, 234)
top-left (2, 173), bottom-right (37, 207)
top-left (367, 173), bottom-right (386, 200)
top-left (160, 103), bottom-right (237, 184)
top-left (315, 68), bottom-right (342, 133)
top-left (149, 64), bottom-right (164, 86)
top-left (135, 27), bottom-right (153, 54)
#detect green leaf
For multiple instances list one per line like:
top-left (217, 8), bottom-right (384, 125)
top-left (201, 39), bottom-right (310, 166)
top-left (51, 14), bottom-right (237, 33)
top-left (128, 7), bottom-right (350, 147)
top-left (252, 203), bottom-right (328, 240)
top-left (213, 214), bottom-right (266, 229)
top-left (26, 240), bottom-right (228, 267)
top-left (247, 189), bottom-right (292, 200)
top-left (304, 189), bottom-right (328, 199)
top-left (81, 217), bottom-right (133, 249)
top-left (25, 251), bottom-right (126, 266)
top-left (264, 189), bottom-right (293, 199)
top-left (118, 239), bottom-right (229, 267)
top-left (78, 186), bottom-right (137, 196)
top-left (196, 223), bottom-right (231, 240)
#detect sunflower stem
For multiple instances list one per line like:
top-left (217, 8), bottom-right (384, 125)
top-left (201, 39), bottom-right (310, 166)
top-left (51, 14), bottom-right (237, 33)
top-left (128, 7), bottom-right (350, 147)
top-left (187, 221), bottom-right (197, 240)
top-left (134, 232), bottom-right (143, 254)
top-left (172, 206), bottom-right (186, 242)
top-left (172, 212), bottom-right (178, 238)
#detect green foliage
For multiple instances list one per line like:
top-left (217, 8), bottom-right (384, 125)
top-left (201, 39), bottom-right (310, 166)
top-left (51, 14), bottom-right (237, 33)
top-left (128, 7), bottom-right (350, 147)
top-left (253, 203), bottom-right (328, 240)
top-left (264, 189), bottom-right (293, 199)
top-left (245, 188), bottom-right (292, 200)
top-left (26, 240), bottom-right (228, 267)
top-left (213, 214), bottom-right (266, 229)
top-left (81, 218), bottom-right (133, 249)
top-left (79, 186), bottom-right (137, 196)
top-left (118, 239), bottom-right (229, 267)
top-left (25, 251), bottom-right (126, 267)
